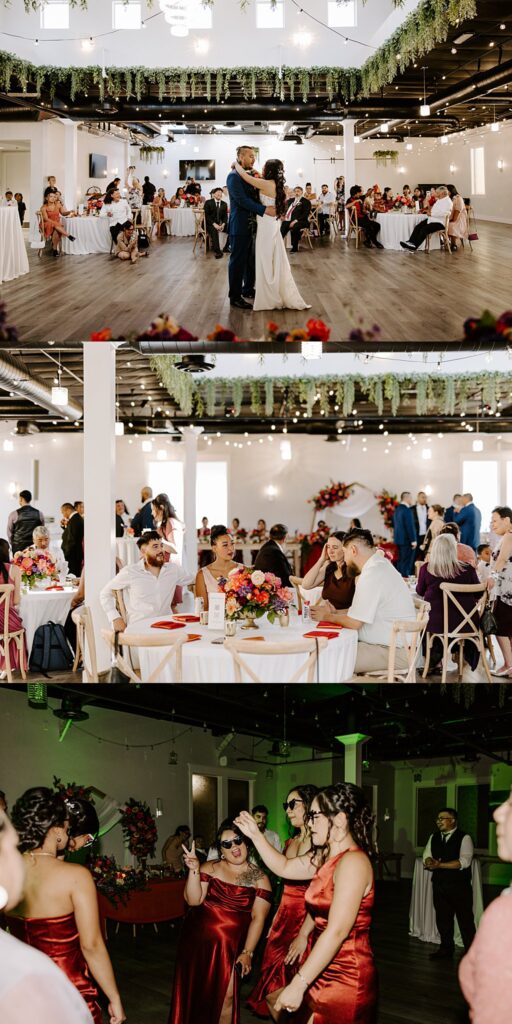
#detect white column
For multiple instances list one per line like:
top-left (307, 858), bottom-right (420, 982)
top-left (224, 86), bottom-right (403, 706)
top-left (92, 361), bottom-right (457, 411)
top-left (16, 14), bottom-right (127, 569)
top-left (84, 343), bottom-right (117, 676)
top-left (336, 732), bottom-right (370, 787)
top-left (181, 426), bottom-right (203, 574)
top-left (62, 121), bottom-right (78, 211)
top-left (342, 117), bottom-right (356, 195)
top-left (29, 123), bottom-right (50, 233)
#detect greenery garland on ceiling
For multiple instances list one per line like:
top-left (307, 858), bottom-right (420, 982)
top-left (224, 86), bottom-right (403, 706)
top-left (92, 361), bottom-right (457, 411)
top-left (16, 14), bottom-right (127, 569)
top-left (149, 361), bottom-right (512, 422)
top-left (14, 0), bottom-right (407, 12)
top-left (0, 1), bottom-right (478, 104)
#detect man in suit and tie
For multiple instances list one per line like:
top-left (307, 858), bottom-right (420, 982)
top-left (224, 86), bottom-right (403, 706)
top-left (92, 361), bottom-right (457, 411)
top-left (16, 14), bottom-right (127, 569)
top-left (204, 187), bottom-right (229, 259)
top-left (254, 523), bottom-right (293, 588)
top-left (423, 807), bottom-right (476, 959)
top-left (393, 491), bottom-right (417, 576)
top-left (444, 493), bottom-right (462, 524)
top-left (280, 186), bottom-right (311, 253)
top-left (60, 501), bottom-right (84, 578)
top-left (453, 493), bottom-right (482, 551)
top-left (130, 486), bottom-right (155, 537)
top-left (226, 145), bottom-right (276, 309)
top-left (412, 490), bottom-right (430, 548)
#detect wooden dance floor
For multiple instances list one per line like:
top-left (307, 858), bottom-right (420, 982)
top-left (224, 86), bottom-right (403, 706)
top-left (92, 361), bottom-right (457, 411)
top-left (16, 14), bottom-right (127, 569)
top-left (3, 222), bottom-right (511, 343)
top-left (106, 879), bottom-right (474, 1023)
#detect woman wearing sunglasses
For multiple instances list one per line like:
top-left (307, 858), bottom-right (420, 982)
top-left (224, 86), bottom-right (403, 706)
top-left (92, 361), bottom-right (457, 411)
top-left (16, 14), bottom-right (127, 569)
top-left (169, 818), bottom-right (272, 1024)
top-left (247, 785), bottom-right (318, 1017)
top-left (236, 783), bottom-right (377, 1023)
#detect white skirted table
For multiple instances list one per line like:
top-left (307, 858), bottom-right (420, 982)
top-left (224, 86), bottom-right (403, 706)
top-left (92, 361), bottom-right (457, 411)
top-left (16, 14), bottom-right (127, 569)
top-left (0, 206), bottom-right (29, 283)
top-left (20, 587), bottom-right (75, 657)
top-left (163, 207), bottom-right (197, 236)
top-left (116, 537), bottom-right (141, 566)
top-left (409, 856), bottom-right (484, 946)
top-left (124, 613), bottom-right (358, 683)
top-left (375, 212), bottom-right (440, 251)
top-left (60, 216), bottom-right (112, 255)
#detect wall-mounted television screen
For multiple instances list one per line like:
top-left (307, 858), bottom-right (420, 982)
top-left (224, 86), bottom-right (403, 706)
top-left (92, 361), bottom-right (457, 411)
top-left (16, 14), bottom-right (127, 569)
top-left (89, 153), bottom-right (108, 178)
top-left (179, 160), bottom-right (216, 181)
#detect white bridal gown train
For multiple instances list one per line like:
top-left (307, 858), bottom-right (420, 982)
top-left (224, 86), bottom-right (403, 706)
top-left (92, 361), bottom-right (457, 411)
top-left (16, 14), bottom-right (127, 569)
top-left (253, 193), bottom-right (311, 312)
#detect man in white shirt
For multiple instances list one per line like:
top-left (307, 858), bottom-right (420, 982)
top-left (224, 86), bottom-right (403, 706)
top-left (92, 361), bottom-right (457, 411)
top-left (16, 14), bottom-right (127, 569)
top-left (400, 186), bottom-right (453, 251)
top-left (423, 807), bottom-right (476, 958)
top-left (412, 490), bottom-right (430, 548)
top-left (311, 528), bottom-right (415, 675)
top-left (99, 187), bottom-right (132, 244)
top-left (99, 531), bottom-right (192, 632)
top-left (318, 184), bottom-right (335, 236)
top-left (252, 804), bottom-right (282, 852)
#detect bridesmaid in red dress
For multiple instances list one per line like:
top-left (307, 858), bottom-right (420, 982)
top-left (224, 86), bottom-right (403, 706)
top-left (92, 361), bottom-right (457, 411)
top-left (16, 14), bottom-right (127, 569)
top-left (236, 783), bottom-right (377, 1023)
top-left (247, 784), bottom-right (319, 1017)
top-left (8, 788), bottom-right (125, 1024)
top-left (169, 819), bottom-right (272, 1024)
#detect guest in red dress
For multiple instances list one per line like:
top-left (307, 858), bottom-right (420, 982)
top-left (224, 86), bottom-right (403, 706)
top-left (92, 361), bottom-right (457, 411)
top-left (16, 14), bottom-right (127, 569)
top-left (8, 788), bottom-right (125, 1024)
top-left (169, 820), bottom-right (272, 1024)
top-left (0, 539), bottom-right (27, 678)
top-left (236, 782), bottom-right (378, 1023)
top-left (247, 784), bottom-right (319, 1017)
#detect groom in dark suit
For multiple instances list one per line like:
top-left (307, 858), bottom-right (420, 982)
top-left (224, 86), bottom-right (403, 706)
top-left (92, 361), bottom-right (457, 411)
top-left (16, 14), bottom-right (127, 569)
top-left (226, 145), bottom-right (276, 309)
top-left (280, 186), bottom-right (311, 252)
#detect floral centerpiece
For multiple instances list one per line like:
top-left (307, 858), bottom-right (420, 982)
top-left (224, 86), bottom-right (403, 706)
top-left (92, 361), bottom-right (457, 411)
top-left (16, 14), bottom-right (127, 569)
top-left (136, 314), bottom-right (198, 341)
top-left (392, 195), bottom-right (414, 210)
top-left (219, 567), bottom-right (293, 628)
top-left (53, 776), bottom-right (93, 802)
top-left (184, 194), bottom-right (202, 207)
top-left (233, 527), bottom-right (248, 540)
top-left (309, 481), bottom-right (353, 512)
top-left (376, 489), bottom-right (400, 532)
top-left (90, 855), bottom-right (147, 907)
top-left (13, 550), bottom-right (58, 588)
top-left (120, 798), bottom-right (157, 867)
top-left (86, 197), bottom-right (103, 216)
top-left (463, 310), bottom-right (512, 344)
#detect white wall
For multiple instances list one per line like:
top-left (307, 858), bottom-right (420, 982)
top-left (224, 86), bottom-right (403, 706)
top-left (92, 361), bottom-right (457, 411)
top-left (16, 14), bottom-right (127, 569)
top-left (0, 431), bottom-right (83, 543)
top-left (0, 150), bottom-right (30, 217)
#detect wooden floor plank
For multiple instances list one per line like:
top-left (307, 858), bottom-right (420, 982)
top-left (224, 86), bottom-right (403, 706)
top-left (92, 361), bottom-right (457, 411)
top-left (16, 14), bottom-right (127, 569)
top-left (2, 222), bottom-right (510, 343)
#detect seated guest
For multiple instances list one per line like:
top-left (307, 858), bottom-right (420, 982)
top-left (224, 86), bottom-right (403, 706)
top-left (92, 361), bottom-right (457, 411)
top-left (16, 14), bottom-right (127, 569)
top-left (476, 542), bottom-right (492, 584)
top-left (14, 192), bottom-right (26, 225)
top-left (24, 525), bottom-right (68, 578)
top-left (254, 524), bottom-right (293, 589)
top-left (198, 516), bottom-right (213, 568)
top-left (416, 533), bottom-right (482, 680)
top-left (318, 183), bottom-right (335, 236)
top-left (130, 486), bottom-right (154, 536)
top-left (403, 185), bottom-right (412, 199)
top-left (434, 523), bottom-right (478, 568)
top-left (127, 176), bottom-right (143, 218)
top-left (304, 182), bottom-right (317, 202)
top-left (185, 176), bottom-right (201, 196)
top-left (195, 524), bottom-right (244, 611)
top-left (40, 192), bottom-right (75, 256)
top-left (444, 493), bottom-right (462, 523)
top-left (412, 186), bottom-right (426, 209)
top-left (400, 185), bottom-right (453, 251)
top-left (43, 174), bottom-right (59, 199)
top-left (203, 187), bottom-right (229, 258)
top-left (115, 503), bottom-right (126, 539)
top-left (100, 531), bottom-right (193, 632)
top-left (370, 186), bottom-right (387, 213)
top-left (99, 188), bottom-right (132, 243)
top-left (116, 500), bottom-right (130, 529)
top-left (60, 502), bottom-right (84, 578)
top-left (311, 528), bottom-right (416, 675)
top-left (251, 517), bottom-right (267, 564)
top-left (447, 184), bottom-right (468, 250)
top-left (453, 493), bottom-right (482, 551)
top-left (115, 221), bottom-right (140, 263)
top-left (0, 537), bottom-right (27, 678)
top-left (420, 504), bottom-right (445, 558)
top-left (383, 187), bottom-right (394, 209)
top-left (350, 517), bottom-right (362, 531)
top-left (280, 185), bottom-right (311, 252)
top-left (301, 531), bottom-right (356, 610)
top-left (170, 187), bottom-right (186, 207)
top-left (346, 185), bottom-right (384, 249)
top-left (230, 516), bottom-right (244, 563)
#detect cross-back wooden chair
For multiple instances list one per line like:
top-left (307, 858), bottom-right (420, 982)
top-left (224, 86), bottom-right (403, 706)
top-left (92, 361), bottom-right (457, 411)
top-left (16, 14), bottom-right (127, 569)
top-left (224, 636), bottom-right (328, 684)
top-left (0, 583), bottom-right (27, 682)
top-left (71, 606), bottom-right (99, 682)
top-left (101, 629), bottom-right (186, 683)
top-left (422, 582), bottom-right (491, 683)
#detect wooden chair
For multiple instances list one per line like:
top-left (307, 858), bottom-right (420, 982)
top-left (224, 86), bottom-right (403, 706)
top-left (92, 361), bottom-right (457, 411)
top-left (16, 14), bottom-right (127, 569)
top-left (413, 595), bottom-right (431, 619)
top-left (414, 560), bottom-right (425, 578)
top-left (357, 613), bottom-right (429, 683)
top-left (101, 628), bottom-right (186, 683)
top-left (346, 206), bottom-right (365, 249)
top-left (422, 582), bottom-right (491, 683)
top-left (425, 214), bottom-right (452, 253)
top-left (71, 605), bottom-right (99, 682)
top-left (193, 210), bottom-right (209, 254)
top-left (327, 202), bottom-right (339, 240)
top-left (299, 224), bottom-right (313, 250)
top-left (0, 583), bottom-right (27, 682)
top-left (289, 575), bottom-right (304, 614)
top-left (36, 211), bottom-right (52, 258)
top-left (224, 636), bottom-right (328, 684)
top-left (308, 206), bottom-right (320, 238)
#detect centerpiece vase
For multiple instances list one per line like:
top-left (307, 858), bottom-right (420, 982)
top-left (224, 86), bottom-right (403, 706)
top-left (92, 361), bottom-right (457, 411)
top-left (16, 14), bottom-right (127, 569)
top-left (242, 610), bottom-right (259, 630)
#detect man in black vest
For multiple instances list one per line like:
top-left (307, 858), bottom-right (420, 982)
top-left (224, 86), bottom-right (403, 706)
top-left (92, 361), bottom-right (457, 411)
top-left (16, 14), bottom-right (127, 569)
top-left (423, 807), bottom-right (476, 959)
top-left (7, 490), bottom-right (44, 554)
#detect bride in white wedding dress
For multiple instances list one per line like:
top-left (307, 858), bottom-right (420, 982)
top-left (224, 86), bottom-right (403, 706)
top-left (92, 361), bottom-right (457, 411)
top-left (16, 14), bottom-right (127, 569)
top-left (234, 159), bottom-right (311, 312)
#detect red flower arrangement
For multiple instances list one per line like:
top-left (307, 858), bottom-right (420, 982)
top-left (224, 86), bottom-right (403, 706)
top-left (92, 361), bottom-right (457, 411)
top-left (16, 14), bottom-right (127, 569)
top-left (90, 329), bottom-right (113, 341)
top-left (392, 196), bottom-right (414, 210)
top-left (463, 310), bottom-right (512, 344)
top-left (90, 855), bottom-right (148, 906)
top-left (136, 314), bottom-right (198, 341)
top-left (294, 524), bottom-right (331, 559)
top-left (53, 776), bottom-right (93, 803)
top-left (376, 489), bottom-right (400, 531)
top-left (219, 567), bottom-right (293, 623)
top-left (86, 197), bottom-right (103, 214)
top-left (120, 798), bottom-right (157, 860)
top-left (309, 481), bottom-right (353, 512)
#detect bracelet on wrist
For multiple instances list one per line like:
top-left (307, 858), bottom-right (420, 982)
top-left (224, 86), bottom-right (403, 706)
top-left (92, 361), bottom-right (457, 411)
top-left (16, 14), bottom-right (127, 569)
top-left (241, 949), bottom-right (254, 957)
top-left (296, 969), bottom-right (309, 988)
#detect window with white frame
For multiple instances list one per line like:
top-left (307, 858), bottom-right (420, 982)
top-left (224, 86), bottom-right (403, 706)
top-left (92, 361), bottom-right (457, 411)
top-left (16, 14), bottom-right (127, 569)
top-left (112, 1), bottom-right (142, 31)
top-left (470, 146), bottom-right (486, 195)
top-left (256, 0), bottom-right (284, 29)
top-left (196, 462), bottom-right (228, 527)
top-left (462, 460), bottom-right (498, 530)
top-left (40, 1), bottom-right (70, 30)
top-left (328, 0), bottom-right (357, 28)
top-left (188, 0), bottom-right (213, 29)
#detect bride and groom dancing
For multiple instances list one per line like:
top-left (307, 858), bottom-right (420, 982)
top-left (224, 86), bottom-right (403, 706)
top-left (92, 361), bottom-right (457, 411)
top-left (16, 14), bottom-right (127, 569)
top-left (226, 145), bottom-right (310, 312)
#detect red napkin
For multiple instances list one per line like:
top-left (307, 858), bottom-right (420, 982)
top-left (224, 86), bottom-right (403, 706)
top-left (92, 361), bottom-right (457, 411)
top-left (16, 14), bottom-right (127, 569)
top-left (45, 585), bottom-right (65, 591)
top-left (172, 614), bottom-right (200, 623)
top-left (151, 620), bottom-right (186, 630)
top-left (185, 634), bottom-right (202, 643)
top-left (304, 630), bottom-right (339, 640)
top-left (317, 620), bottom-right (343, 630)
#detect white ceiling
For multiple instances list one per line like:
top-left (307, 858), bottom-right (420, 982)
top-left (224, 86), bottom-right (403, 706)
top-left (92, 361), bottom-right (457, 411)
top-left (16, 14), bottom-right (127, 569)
top-left (0, 0), bottom-right (421, 70)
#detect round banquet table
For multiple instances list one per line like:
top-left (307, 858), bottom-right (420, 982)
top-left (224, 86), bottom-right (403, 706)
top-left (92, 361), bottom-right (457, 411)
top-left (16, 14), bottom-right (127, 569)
top-left (0, 205), bottom-right (29, 283)
top-left (163, 206), bottom-right (197, 236)
top-left (125, 612), bottom-right (358, 683)
top-left (116, 537), bottom-right (141, 566)
top-left (97, 877), bottom-right (186, 938)
top-left (60, 216), bottom-right (112, 255)
top-left (19, 586), bottom-right (75, 657)
top-left (409, 856), bottom-right (483, 945)
top-left (375, 211), bottom-right (440, 251)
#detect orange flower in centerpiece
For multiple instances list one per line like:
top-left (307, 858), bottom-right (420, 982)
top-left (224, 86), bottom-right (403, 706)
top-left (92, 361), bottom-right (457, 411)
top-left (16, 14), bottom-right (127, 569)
top-left (89, 329), bottom-right (113, 341)
top-left (306, 319), bottom-right (331, 341)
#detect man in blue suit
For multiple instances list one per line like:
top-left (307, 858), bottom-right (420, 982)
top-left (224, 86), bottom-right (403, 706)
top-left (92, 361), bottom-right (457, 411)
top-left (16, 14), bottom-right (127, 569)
top-left (454, 493), bottom-right (482, 551)
top-left (393, 491), bottom-right (418, 576)
top-left (130, 486), bottom-right (154, 537)
top-left (226, 146), bottom-right (276, 309)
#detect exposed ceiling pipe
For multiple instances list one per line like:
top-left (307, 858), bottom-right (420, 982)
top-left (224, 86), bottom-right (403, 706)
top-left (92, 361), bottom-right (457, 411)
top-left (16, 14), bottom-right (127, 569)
top-left (428, 57), bottom-right (512, 110)
top-left (357, 118), bottom-right (406, 140)
top-left (0, 352), bottom-right (83, 421)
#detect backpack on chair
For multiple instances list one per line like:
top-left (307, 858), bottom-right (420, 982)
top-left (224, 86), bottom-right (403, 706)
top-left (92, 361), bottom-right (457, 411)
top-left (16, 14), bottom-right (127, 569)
top-left (29, 622), bottom-right (74, 677)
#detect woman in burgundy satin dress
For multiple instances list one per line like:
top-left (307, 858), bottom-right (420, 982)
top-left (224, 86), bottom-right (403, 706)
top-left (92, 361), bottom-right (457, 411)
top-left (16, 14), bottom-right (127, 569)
top-left (169, 820), bottom-right (272, 1024)
top-left (247, 785), bottom-right (319, 1018)
top-left (8, 787), bottom-right (125, 1024)
top-left (236, 783), bottom-right (377, 1023)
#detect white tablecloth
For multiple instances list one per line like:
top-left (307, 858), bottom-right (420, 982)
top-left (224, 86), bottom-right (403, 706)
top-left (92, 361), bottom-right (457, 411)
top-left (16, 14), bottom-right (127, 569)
top-left (163, 207), bottom-right (197, 236)
top-left (125, 613), bottom-right (358, 683)
top-left (0, 206), bottom-right (29, 283)
top-left (376, 212), bottom-right (440, 251)
top-left (60, 216), bottom-right (112, 255)
top-left (116, 537), bottom-right (141, 566)
top-left (20, 587), bottom-right (75, 656)
top-left (409, 856), bottom-right (484, 945)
